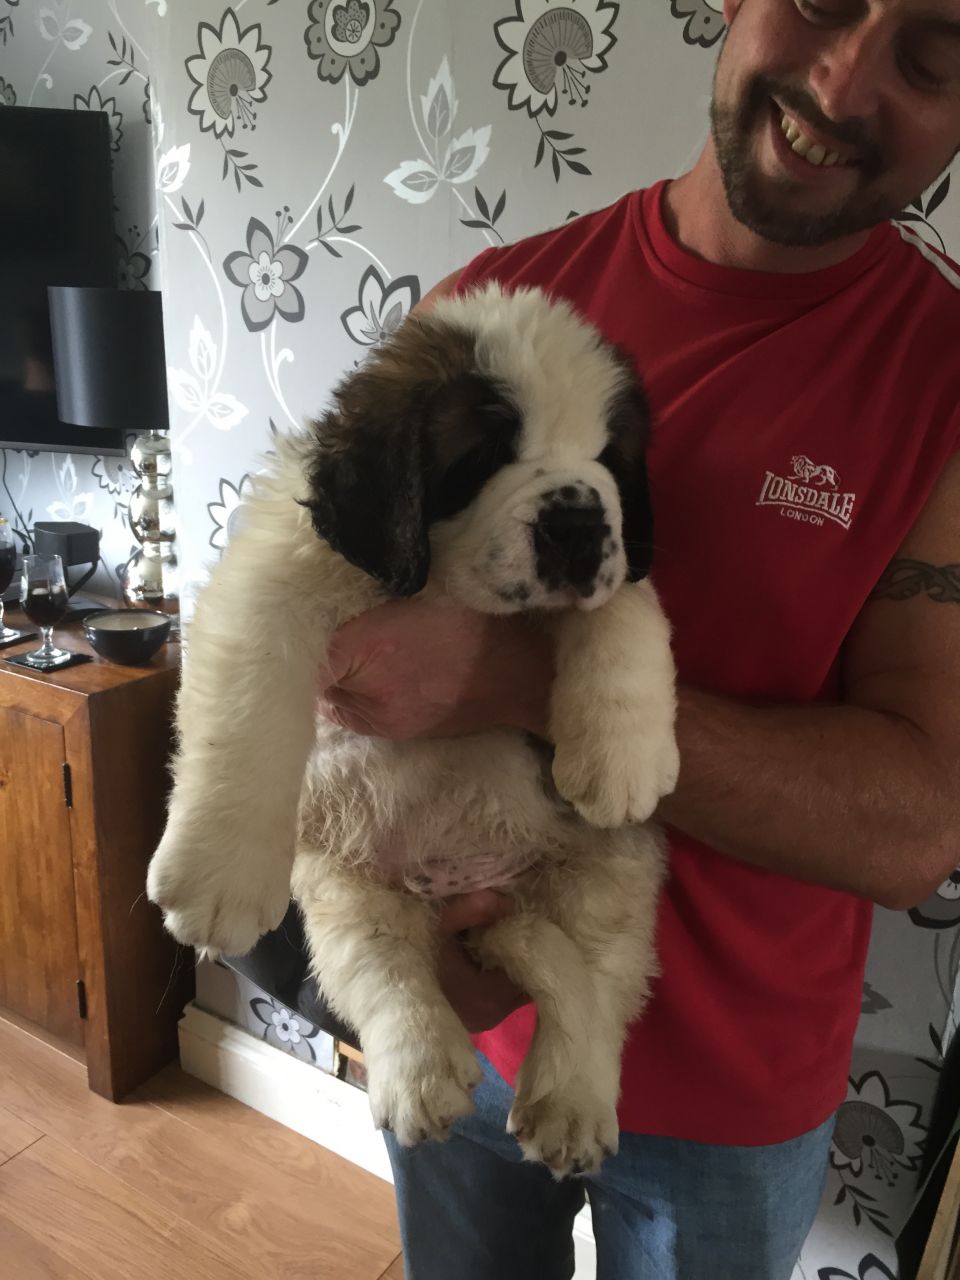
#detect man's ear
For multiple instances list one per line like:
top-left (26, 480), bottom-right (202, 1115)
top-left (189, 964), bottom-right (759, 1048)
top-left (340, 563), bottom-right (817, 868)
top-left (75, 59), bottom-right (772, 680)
top-left (601, 374), bottom-right (655, 583)
top-left (303, 395), bottom-right (431, 598)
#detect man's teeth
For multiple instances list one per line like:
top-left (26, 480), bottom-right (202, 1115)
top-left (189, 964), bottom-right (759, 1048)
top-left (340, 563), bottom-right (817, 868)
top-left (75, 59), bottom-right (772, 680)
top-left (779, 112), bottom-right (849, 168)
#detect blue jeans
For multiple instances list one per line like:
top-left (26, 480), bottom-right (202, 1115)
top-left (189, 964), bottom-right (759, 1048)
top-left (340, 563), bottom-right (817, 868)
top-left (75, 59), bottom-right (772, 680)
top-left (384, 1054), bottom-right (835, 1280)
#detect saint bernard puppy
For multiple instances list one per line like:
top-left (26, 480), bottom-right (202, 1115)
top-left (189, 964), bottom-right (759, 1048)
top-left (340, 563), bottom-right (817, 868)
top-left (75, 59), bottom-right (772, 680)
top-left (147, 283), bottom-right (679, 1178)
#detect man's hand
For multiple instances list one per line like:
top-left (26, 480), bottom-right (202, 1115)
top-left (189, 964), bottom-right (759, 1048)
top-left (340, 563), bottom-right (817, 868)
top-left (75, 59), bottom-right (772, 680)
top-left (435, 891), bottom-right (528, 1034)
top-left (321, 598), bottom-right (552, 740)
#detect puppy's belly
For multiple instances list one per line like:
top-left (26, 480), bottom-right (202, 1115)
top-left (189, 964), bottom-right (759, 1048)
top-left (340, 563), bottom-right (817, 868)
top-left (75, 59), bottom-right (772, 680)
top-left (373, 835), bottom-right (540, 898)
top-left (299, 725), bottom-right (570, 896)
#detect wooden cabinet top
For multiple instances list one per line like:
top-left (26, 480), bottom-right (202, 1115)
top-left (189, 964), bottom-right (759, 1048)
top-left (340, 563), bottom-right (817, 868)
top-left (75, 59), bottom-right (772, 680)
top-left (0, 606), bottom-right (180, 711)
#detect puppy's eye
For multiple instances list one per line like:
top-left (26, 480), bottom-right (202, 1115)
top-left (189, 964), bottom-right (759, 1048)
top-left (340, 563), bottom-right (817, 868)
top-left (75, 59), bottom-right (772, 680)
top-left (480, 402), bottom-right (519, 423)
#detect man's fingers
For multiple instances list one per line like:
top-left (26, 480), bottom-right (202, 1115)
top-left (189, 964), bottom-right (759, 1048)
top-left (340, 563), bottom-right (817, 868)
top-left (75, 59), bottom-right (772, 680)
top-left (436, 890), bottom-right (516, 936)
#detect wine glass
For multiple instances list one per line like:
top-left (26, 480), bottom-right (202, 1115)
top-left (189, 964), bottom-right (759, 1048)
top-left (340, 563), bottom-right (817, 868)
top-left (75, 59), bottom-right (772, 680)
top-left (0, 518), bottom-right (17, 642)
top-left (20, 553), bottom-right (72, 667)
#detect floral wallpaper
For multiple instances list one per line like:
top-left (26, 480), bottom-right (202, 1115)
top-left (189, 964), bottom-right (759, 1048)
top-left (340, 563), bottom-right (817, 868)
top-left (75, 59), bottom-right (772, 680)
top-left (3, 5), bottom-right (959, 1275)
top-left (0, 0), bottom-right (159, 593)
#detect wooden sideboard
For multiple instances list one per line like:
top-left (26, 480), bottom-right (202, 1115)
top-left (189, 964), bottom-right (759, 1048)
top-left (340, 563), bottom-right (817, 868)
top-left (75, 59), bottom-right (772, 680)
top-left (0, 609), bottom-right (194, 1100)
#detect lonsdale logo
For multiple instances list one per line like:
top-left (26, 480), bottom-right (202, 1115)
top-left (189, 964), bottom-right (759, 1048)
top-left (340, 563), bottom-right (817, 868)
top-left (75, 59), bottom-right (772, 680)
top-left (756, 455), bottom-right (857, 531)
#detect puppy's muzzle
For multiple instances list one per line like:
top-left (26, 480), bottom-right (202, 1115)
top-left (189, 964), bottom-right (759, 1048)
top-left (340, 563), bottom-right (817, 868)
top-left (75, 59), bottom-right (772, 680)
top-left (533, 488), bottom-right (610, 597)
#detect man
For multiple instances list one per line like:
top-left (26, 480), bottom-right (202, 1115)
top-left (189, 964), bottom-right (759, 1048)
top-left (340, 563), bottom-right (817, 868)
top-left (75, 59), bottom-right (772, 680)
top-left (321, 1), bottom-right (960, 1276)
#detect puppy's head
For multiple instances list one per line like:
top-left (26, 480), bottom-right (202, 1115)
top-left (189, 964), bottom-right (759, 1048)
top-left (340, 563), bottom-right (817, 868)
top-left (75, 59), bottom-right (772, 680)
top-left (303, 283), bottom-right (653, 612)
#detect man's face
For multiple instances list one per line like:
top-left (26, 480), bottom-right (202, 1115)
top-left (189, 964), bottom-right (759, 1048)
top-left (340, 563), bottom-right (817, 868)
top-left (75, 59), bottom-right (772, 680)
top-left (711, 0), bottom-right (960, 246)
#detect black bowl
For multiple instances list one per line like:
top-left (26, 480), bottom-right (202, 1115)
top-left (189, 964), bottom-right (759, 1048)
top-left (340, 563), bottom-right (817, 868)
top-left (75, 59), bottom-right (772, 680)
top-left (83, 608), bottom-right (172, 665)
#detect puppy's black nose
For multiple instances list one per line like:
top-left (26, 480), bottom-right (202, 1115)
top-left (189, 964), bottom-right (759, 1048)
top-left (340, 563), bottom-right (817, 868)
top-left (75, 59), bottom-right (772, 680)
top-left (533, 496), bottom-right (609, 596)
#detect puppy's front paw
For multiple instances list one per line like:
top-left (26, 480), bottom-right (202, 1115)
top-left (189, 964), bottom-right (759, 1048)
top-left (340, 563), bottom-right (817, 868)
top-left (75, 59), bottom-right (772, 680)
top-left (552, 700), bottom-right (679, 828)
top-left (366, 1019), bottom-right (482, 1146)
top-left (146, 831), bottom-right (290, 957)
top-left (508, 1076), bottom-right (619, 1179)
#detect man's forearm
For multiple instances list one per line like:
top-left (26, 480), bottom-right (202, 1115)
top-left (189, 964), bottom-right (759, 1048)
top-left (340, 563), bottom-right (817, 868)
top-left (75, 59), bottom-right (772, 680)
top-left (656, 686), bottom-right (954, 910)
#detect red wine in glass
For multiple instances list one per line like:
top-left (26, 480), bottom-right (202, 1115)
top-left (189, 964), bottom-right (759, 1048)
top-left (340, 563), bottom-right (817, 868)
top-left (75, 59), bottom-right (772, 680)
top-left (20, 553), bottom-right (72, 665)
top-left (0, 546), bottom-right (15, 596)
top-left (23, 585), bottom-right (70, 628)
top-left (0, 523), bottom-right (17, 641)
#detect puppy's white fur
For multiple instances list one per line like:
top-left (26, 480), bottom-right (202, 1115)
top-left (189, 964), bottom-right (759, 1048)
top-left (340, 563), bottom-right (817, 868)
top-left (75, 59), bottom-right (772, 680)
top-left (147, 284), bottom-right (679, 1178)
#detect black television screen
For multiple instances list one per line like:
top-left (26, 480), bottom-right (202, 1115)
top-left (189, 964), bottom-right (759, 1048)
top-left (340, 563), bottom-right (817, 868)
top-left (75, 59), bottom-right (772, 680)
top-left (0, 105), bottom-right (123, 455)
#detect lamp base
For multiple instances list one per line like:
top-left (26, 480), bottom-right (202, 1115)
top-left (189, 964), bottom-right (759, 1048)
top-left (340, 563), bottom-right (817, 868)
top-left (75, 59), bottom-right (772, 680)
top-left (122, 546), bottom-right (179, 615)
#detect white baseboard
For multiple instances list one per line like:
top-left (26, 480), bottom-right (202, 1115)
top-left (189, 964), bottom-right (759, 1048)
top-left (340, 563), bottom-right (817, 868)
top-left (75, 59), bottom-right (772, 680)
top-left (178, 1002), bottom-right (597, 1277)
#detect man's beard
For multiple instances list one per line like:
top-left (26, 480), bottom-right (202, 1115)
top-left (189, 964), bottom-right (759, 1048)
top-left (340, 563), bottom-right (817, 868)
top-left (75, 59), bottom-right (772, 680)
top-left (710, 72), bottom-right (900, 248)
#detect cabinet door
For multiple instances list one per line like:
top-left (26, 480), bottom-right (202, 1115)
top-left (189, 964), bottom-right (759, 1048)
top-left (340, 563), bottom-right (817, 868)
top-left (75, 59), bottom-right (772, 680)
top-left (0, 707), bottom-right (83, 1045)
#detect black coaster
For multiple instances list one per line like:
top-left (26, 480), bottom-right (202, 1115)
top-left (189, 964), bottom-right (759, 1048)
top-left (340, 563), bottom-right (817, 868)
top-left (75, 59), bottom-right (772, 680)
top-left (0, 628), bottom-right (37, 650)
top-left (5, 651), bottom-right (94, 673)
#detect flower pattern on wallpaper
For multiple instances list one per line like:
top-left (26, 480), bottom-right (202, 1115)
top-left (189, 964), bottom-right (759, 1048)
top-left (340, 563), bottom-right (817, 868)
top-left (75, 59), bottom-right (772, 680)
top-left (224, 215), bottom-right (309, 332)
top-left (207, 473), bottom-right (254, 551)
top-left (186, 7), bottom-right (271, 190)
top-left (115, 229), bottom-right (152, 291)
top-left (74, 84), bottom-right (122, 150)
top-left (830, 1071), bottom-right (926, 1237)
top-left (385, 56), bottom-right (491, 206)
top-left (909, 870), bottom-right (960, 928)
top-left (91, 451), bottom-right (133, 498)
top-left (250, 996), bottom-right (326, 1063)
top-left (341, 265), bottom-right (420, 346)
top-left (493, 0), bottom-right (618, 180)
top-left (670, 0), bottom-right (726, 48)
top-left (0, 74), bottom-right (14, 103)
top-left (186, 8), bottom-right (271, 136)
top-left (304, 0), bottom-right (401, 87)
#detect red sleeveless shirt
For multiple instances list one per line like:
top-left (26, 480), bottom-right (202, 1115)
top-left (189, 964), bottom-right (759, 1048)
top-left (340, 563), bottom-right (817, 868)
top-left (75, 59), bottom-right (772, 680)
top-left (460, 180), bottom-right (960, 1145)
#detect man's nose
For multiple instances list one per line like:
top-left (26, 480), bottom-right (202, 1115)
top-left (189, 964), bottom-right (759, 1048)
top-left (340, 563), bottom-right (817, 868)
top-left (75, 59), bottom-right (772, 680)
top-left (808, 19), bottom-right (886, 125)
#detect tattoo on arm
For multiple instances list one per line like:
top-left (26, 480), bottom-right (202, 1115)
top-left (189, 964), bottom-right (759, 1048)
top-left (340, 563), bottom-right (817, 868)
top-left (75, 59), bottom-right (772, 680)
top-left (870, 560), bottom-right (960, 604)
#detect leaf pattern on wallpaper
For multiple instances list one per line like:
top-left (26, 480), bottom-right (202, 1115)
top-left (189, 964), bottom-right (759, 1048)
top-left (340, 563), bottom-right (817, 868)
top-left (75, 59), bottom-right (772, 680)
top-left (0, 0), bottom-right (17, 51)
top-left (818, 1255), bottom-right (898, 1280)
top-left (670, 0), bottom-right (726, 48)
top-left (897, 172), bottom-right (953, 253)
top-left (186, 7), bottom-right (271, 189)
top-left (36, 6), bottom-right (92, 51)
top-left (493, 0), bottom-right (618, 182)
top-left (386, 56), bottom-right (491, 206)
top-left (168, 315), bottom-right (248, 432)
top-left (304, 0), bottom-right (401, 88)
top-left (312, 184), bottom-right (362, 258)
top-left (156, 142), bottom-right (191, 192)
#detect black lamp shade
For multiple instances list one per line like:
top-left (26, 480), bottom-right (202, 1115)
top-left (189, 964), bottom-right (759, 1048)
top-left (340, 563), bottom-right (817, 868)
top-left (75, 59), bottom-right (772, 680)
top-left (47, 286), bottom-right (169, 432)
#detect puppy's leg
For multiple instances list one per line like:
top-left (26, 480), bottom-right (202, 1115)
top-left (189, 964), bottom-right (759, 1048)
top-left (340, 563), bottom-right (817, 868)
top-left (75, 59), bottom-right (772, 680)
top-left (470, 836), bottom-right (662, 1178)
top-left (549, 579), bottom-right (679, 828)
top-left (294, 862), bottom-right (482, 1146)
top-left (147, 464), bottom-right (345, 957)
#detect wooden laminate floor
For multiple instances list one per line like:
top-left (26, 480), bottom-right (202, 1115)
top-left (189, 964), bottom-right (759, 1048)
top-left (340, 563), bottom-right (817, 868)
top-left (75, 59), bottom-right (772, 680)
top-left (0, 1013), bottom-right (404, 1279)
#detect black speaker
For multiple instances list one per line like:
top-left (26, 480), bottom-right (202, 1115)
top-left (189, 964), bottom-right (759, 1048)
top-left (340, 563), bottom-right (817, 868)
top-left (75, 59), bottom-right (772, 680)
top-left (32, 520), bottom-right (103, 618)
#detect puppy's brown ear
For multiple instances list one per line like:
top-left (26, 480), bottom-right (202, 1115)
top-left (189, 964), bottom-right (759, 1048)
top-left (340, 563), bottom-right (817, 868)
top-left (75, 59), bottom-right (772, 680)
top-left (304, 397), bottom-right (431, 598)
top-left (601, 368), bottom-right (655, 583)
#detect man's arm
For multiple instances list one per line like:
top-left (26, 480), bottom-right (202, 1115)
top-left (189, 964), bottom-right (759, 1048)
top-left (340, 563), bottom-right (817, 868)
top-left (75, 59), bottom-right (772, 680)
top-left (658, 452), bottom-right (960, 911)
